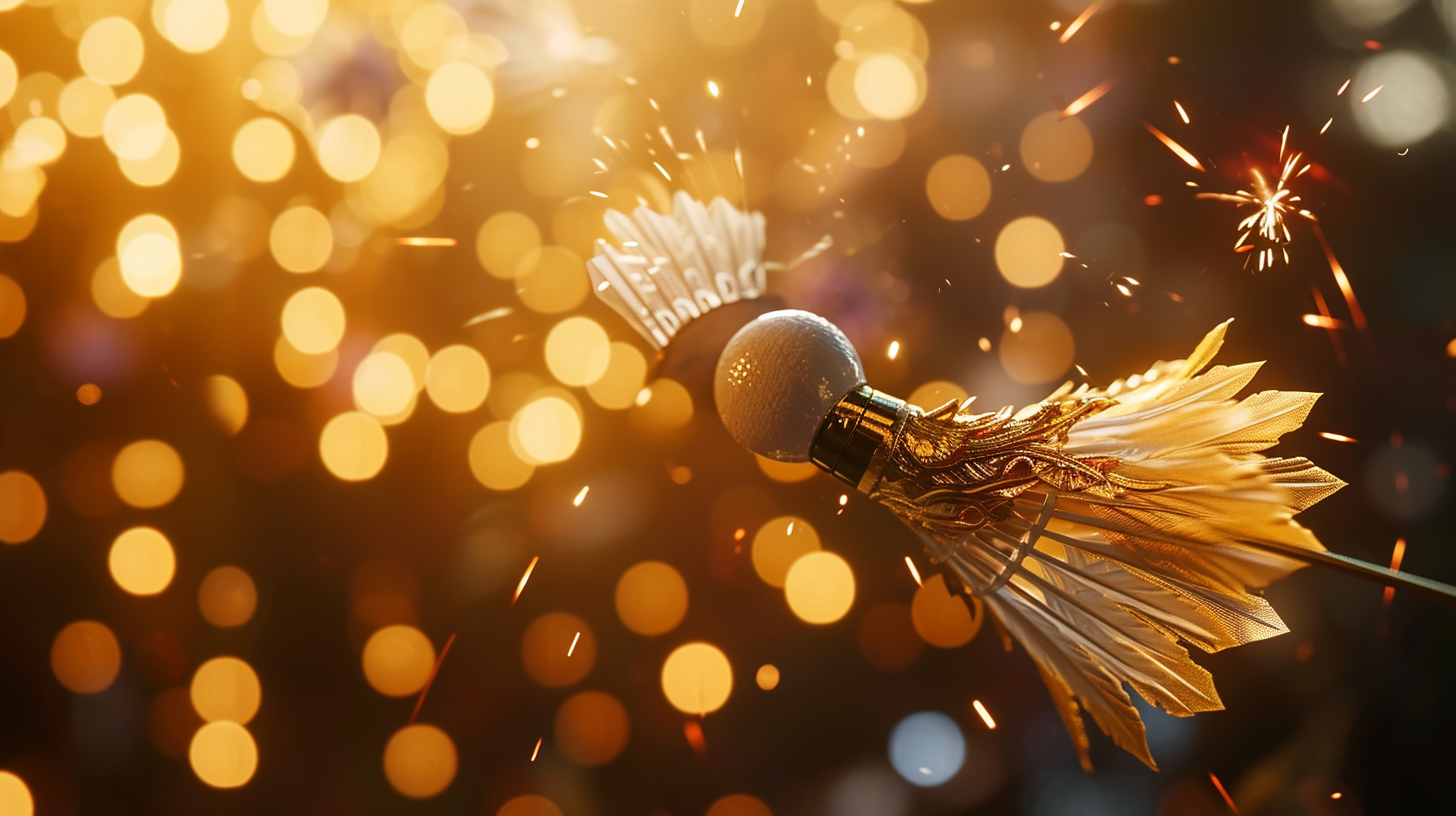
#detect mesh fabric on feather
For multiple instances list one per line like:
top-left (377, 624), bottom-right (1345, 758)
top-left (866, 320), bottom-right (1343, 770)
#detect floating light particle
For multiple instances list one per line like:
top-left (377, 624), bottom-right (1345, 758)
top-left (1337, 79), bottom-right (1351, 96)
top-left (1321, 118), bottom-right (1333, 134)
top-left (567, 632), bottom-right (580, 657)
top-left (395, 237), bottom-right (455, 246)
top-left (839, 494), bottom-right (848, 507)
top-left (525, 137), bottom-right (540, 148)
top-left (588, 190), bottom-right (607, 198)
top-left (1383, 538), bottom-right (1407, 609)
top-left (513, 556), bottom-right (539, 605)
top-left (1302, 314), bottom-right (1345, 329)
top-left (1364, 40), bottom-right (1382, 50)
top-left (1168, 56), bottom-right (1181, 64)
top-left (408, 632), bottom-right (456, 724)
top-left (1009, 316), bottom-right (1023, 333)
top-left (1318, 432), bottom-right (1358, 443)
top-left (1359, 84), bottom-right (1385, 104)
top-left (573, 486), bottom-right (589, 506)
top-left (1075, 364), bottom-right (1089, 376)
top-left (684, 720), bottom-right (707, 755)
top-left (1447, 337), bottom-right (1456, 357)
top-left (978, 337), bottom-right (991, 352)
top-left (1060, 79), bottom-right (1115, 118)
top-left (1116, 283), bottom-right (1132, 296)
top-left (1332, 792), bottom-right (1343, 800)
top-left (1143, 123), bottom-right (1204, 170)
top-left (77, 384), bottom-right (101, 405)
top-left (1059, 0), bottom-right (1103, 43)
top-left (1050, 21), bottom-right (1062, 31)
top-left (1144, 194), bottom-right (1163, 206)
top-left (1174, 100), bottom-right (1190, 124)
top-left (652, 161), bottom-right (671, 181)
top-left (1208, 772), bottom-right (1240, 814)
top-left (733, 528), bottom-right (746, 541)
top-left (904, 557), bottom-right (923, 587)
top-left (972, 699), bottom-right (996, 729)
top-left (530, 737), bottom-right (542, 761)
top-left (887, 341), bottom-right (900, 360)
top-left (707, 80), bottom-right (720, 97)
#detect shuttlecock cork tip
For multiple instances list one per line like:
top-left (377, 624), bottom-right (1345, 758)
top-left (714, 310), bottom-right (866, 462)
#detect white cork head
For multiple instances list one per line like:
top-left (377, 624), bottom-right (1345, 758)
top-left (714, 310), bottom-right (865, 462)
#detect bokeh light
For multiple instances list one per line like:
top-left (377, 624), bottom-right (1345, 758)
top-left (752, 516), bottom-right (820, 588)
top-left (353, 352), bottom-right (415, 418)
top-left (203, 375), bottom-right (249, 435)
top-left (319, 412), bottom-right (388, 481)
top-left (784, 551), bottom-right (855, 624)
top-left (468, 421), bottom-right (534, 490)
top-left (0, 273), bottom-right (24, 337)
top-left (50, 620), bottom-right (121, 694)
top-left (614, 561), bottom-right (689, 636)
top-left (79, 18), bottom-right (144, 86)
top-left (270, 206), bottom-right (333, 273)
top-left (1020, 110), bottom-right (1094, 182)
top-left (629, 378), bottom-right (694, 435)
top-left (189, 721), bottom-right (258, 788)
top-left (426, 62), bottom-right (494, 135)
top-left (925, 155), bottom-right (992, 221)
top-left (994, 216), bottom-right (1065, 288)
top-left (111, 439), bottom-right (184, 509)
top-left (706, 794), bottom-right (774, 816)
top-left (103, 94), bottom-right (168, 161)
top-left (58, 77), bottom-right (114, 138)
top-left (232, 117), bottom-right (295, 183)
top-left (190, 656), bottom-right (262, 724)
top-left (911, 574), bottom-right (982, 648)
top-left (362, 625), bottom-right (436, 697)
top-left (273, 334), bottom-right (338, 388)
top-left (521, 612), bottom-right (595, 688)
top-left (544, 317), bottom-right (610, 386)
top-left (156, 0), bottom-right (231, 53)
top-left (0, 772), bottom-right (32, 816)
top-left (888, 711), bottom-right (965, 786)
top-left (281, 287), bottom-right (345, 353)
top-left (907, 381), bottom-right (969, 411)
top-left (91, 256), bottom-right (148, 318)
top-left (425, 345), bottom-right (490, 413)
top-left (475, 211), bottom-right (540, 279)
top-left (1351, 51), bottom-right (1451, 148)
top-left (496, 795), bottom-right (564, 816)
top-left (516, 246), bottom-right (589, 313)
top-left (661, 642), bottom-right (733, 715)
top-left (108, 526), bottom-right (177, 595)
top-left (198, 566), bottom-right (258, 627)
top-left (998, 310), bottom-right (1074, 384)
top-left (117, 214), bottom-right (182, 297)
top-left (554, 690), bottom-right (630, 766)
top-left (383, 724), bottom-right (457, 798)
top-left (510, 396), bottom-right (582, 464)
top-left (755, 664), bottom-right (780, 690)
top-left (0, 470), bottom-right (46, 544)
top-left (854, 52), bottom-right (925, 120)
top-left (316, 114), bottom-right (381, 183)
top-left (755, 455), bottom-right (819, 483)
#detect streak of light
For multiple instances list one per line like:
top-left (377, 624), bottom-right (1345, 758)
top-left (1059, 0), bottom-right (1103, 43)
top-left (1196, 128), bottom-right (1312, 268)
top-left (904, 557), bottom-right (923, 587)
top-left (1116, 284), bottom-right (1132, 296)
top-left (786, 520), bottom-right (795, 535)
top-left (1075, 364), bottom-right (1089, 376)
top-left (887, 341), bottom-right (900, 360)
top-left (567, 631), bottom-right (581, 657)
top-left (684, 721), bottom-right (708, 755)
top-left (409, 632), bottom-right (457, 724)
top-left (588, 190), bottom-right (607, 198)
top-left (1320, 118), bottom-right (1333, 134)
top-left (464, 307), bottom-right (513, 327)
top-left (734, 0), bottom-right (745, 16)
top-left (1174, 100), bottom-right (1190, 124)
top-left (531, 737), bottom-right (542, 761)
top-left (1311, 223), bottom-right (1369, 331)
top-left (396, 237), bottom-right (456, 246)
top-left (1383, 538), bottom-right (1407, 609)
top-left (513, 556), bottom-right (540, 605)
top-left (1337, 79), bottom-right (1351, 96)
top-left (1319, 432), bottom-right (1358, 443)
top-left (1359, 84), bottom-right (1385, 104)
top-left (653, 161), bottom-right (672, 181)
top-left (573, 486), bottom-right (589, 506)
top-left (1302, 314), bottom-right (1346, 329)
top-left (972, 699), bottom-right (996, 729)
top-left (1060, 80), bottom-right (1116, 118)
top-left (1143, 123), bottom-right (1205, 170)
top-left (1311, 284), bottom-right (1349, 369)
top-left (1209, 772), bottom-right (1240, 814)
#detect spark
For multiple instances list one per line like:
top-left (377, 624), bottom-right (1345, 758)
top-left (978, 337), bottom-right (991, 351)
top-left (838, 494), bottom-right (848, 507)
top-left (409, 632), bottom-right (457, 724)
top-left (1383, 538), bottom-right (1407, 609)
top-left (395, 237), bottom-right (456, 246)
top-left (684, 721), bottom-right (708, 755)
top-left (972, 699), bottom-right (997, 729)
top-left (1075, 364), bottom-right (1089, 376)
top-left (1174, 100), bottom-right (1190, 124)
top-left (1303, 314), bottom-right (1346, 329)
top-left (653, 161), bottom-right (671, 181)
top-left (1049, 20), bottom-right (1062, 31)
top-left (1115, 283), bottom-right (1132, 297)
top-left (567, 631), bottom-right (580, 656)
top-left (1060, 80), bottom-right (1115, 118)
top-left (573, 485), bottom-right (589, 506)
top-left (1319, 432), bottom-right (1358, 443)
top-left (1320, 118), bottom-right (1333, 134)
top-left (1143, 123), bottom-right (1204, 170)
top-left (588, 190), bottom-right (607, 198)
top-left (463, 307), bottom-right (513, 327)
top-left (1332, 792), bottom-right (1343, 800)
top-left (525, 137), bottom-right (540, 148)
top-left (1359, 84), bottom-right (1385, 104)
top-left (1312, 223), bottom-right (1369, 331)
top-left (1059, 0), bottom-right (1103, 43)
top-left (530, 737), bottom-right (542, 761)
top-left (733, 528), bottom-right (746, 541)
top-left (1337, 79), bottom-right (1351, 96)
top-left (1209, 772), bottom-right (1240, 814)
top-left (887, 340), bottom-right (900, 359)
top-left (1196, 128), bottom-right (1314, 268)
top-left (512, 556), bottom-right (539, 605)
top-left (904, 557), bottom-right (923, 587)
top-left (734, 0), bottom-right (745, 16)
top-left (1009, 316), bottom-right (1023, 333)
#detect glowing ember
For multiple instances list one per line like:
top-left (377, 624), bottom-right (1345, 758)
top-left (1359, 84), bottom-right (1385, 104)
top-left (394, 237), bottom-right (456, 247)
top-left (1318, 432), bottom-right (1358, 443)
top-left (684, 720), bottom-right (708, 756)
top-left (1338, 79), bottom-right (1351, 95)
top-left (1320, 118), bottom-right (1333, 134)
top-left (1312, 223), bottom-right (1369, 331)
top-left (1302, 315), bottom-right (1345, 329)
top-left (653, 161), bottom-right (672, 181)
top-left (707, 80), bottom-right (720, 97)
top-left (530, 737), bottom-right (542, 761)
top-left (887, 341), bottom-right (900, 360)
top-left (904, 557), bottom-right (923, 587)
top-left (1060, 80), bottom-right (1116, 118)
top-left (1208, 772), bottom-right (1240, 814)
top-left (512, 556), bottom-right (540, 605)
top-left (1383, 538), bottom-right (1407, 609)
top-left (408, 632), bottom-right (456, 724)
top-left (573, 486), bottom-right (589, 506)
top-left (1196, 127), bottom-right (1314, 270)
top-left (972, 699), bottom-right (996, 729)
top-left (1058, 0), bottom-right (1103, 43)
top-left (567, 631), bottom-right (581, 657)
top-left (1174, 100), bottom-right (1190, 124)
top-left (1143, 123), bottom-right (1204, 171)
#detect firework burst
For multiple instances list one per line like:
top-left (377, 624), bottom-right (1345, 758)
top-left (1197, 127), bottom-right (1316, 271)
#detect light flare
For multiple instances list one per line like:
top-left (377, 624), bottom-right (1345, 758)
top-left (1143, 123), bottom-right (1204, 171)
top-left (1318, 432), bottom-right (1358, 443)
top-left (904, 556), bottom-right (923, 587)
top-left (1059, 0), bottom-right (1103, 43)
top-left (395, 237), bottom-right (456, 246)
top-left (1174, 100), bottom-right (1190, 124)
top-left (513, 556), bottom-right (540, 605)
top-left (1060, 80), bottom-right (1116, 118)
top-left (573, 485), bottom-right (589, 506)
top-left (972, 699), bottom-right (996, 729)
top-left (1196, 127), bottom-right (1314, 269)
top-left (1302, 315), bottom-right (1345, 329)
top-left (1359, 84), bottom-right (1385, 104)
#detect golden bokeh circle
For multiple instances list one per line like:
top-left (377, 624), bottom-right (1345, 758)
top-left (994, 216), bottom-right (1065, 288)
top-left (784, 551), bottom-right (856, 625)
top-left (553, 690), bottom-right (630, 766)
top-left (425, 345), bottom-right (490, 413)
top-left (521, 612), bottom-right (595, 688)
top-left (925, 155), bottom-right (992, 221)
top-left (0, 273), bottom-right (25, 337)
top-left (906, 380), bottom-right (969, 411)
top-left (111, 439), bottom-right (184, 509)
top-left (51, 620), bottom-right (121, 694)
top-left (755, 664), bottom-right (780, 690)
top-left (383, 724), bottom-right (458, 798)
top-left (614, 561), bottom-right (689, 636)
top-left (661, 642), bottom-right (733, 715)
top-left (269, 206), bottom-right (333, 273)
top-left (751, 516), bottom-right (820, 588)
top-left (706, 793), bottom-right (774, 816)
top-left (999, 311), bottom-right (1075, 385)
top-left (203, 375), bottom-right (249, 435)
top-left (1020, 110), bottom-right (1094, 183)
top-left (362, 625), bottom-right (436, 697)
top-left (0, 470), bottom-right (46, 544)
top-left (468, 422), bottom-right (534, 490)
top-left (319, 412), bottom-right (388, 481)
top-left (232, 117), bottom-right (295, 183)
top-left (190, 656), bottom-right (262, 724)
top-left (108, 526), bottom-right (176, 595)
top-left (425, 62), bottom-right (494, 135)
top-left (0, 772), bottom-right (32, 816)
top-left (475, 211), bottom-right (540, 279)
top-left (516, 246), bottom-right (589, 314)
top-left (189, 721), bottom-right (258, 788)
top-left (496, 795), bottom-right (564, 816)
top-left (586, 342), bottom-right (648, 410)
top-left (911, 574), bottom-right (983, 648)
top-left (281, 287), bottom-right (345, 353)
top-left (198, 566), bottom-right (258, 627)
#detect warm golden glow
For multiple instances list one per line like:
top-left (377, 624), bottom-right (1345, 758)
top-left (50, 620), bottom-right (121, 694)
top-left (273, 334), bottom-right (338, 388)
top-left (79, 17), bottom-right (145, 86)
top-left (190, 656), bottom-right (262, 724)
top-left (120, 129), bottom-right (181, 186)
top-left (784, 551), bottom-right (855, 624)
top-left (262, 0), bottom-right (327, 37)
top-left (516, 246), bottom-right (589, 313)
top-left (754, 455), bottom-right (818, 483)
top-left (316, 114), bottom-right (381, 182)
top-left (0, 273), bottom-right (24, 337)
top-left (102, 94), bottom-right (168, 161)
top-left (661, 642), bottom-right (733, 715)
top-left (999, 310), bottom-right (1075, 384)
top-left (925, 154), bottom-right (992, 221)
top-left (319, 411), bottom-right (388, 481)
top-left (425, 345), bottom-right (490, 413)
top-left (0, 772), bottom-right (32, 816)
top-left (232, 117), bottom-right (295, 183)
top-left (108, 526), bottom-right (177, 595)
top-left (994, 216), bottom-right (1065, 288)
top-left (383, 724), bottom-right (458, 799)
top-left (755, 664), bottom-right (780, 690)
top-left (362, 625), bottom-right (436, 697)
top-left (281, 287), bottom-right (345, 353)
top-left (544, 317), bottom-right (610, 386)
top-left (117, 214), bottom-right (182, 297)
top-left (706, 794), bottom-right (774, 816)
top-left (751, 516), bottom-right (820, 588)
top-left (468, 421), bottom-right (534, 490)
top-left (203, 375), bottom-right (249, 435)
top-left (111, 439), bottom-right (185, 509)
top-left (198, 566), bottom-right (258, 627)
top-left (911, 574), bottom-right (982, 648)
top-left (189, 721), bottom-right (258, 788)
top-left (553, 690), bottom-right (630, 766)
top-left (58, 77), bottom-right (114, 138)
top-left (0, 470), bottom-right (46, 544)
top-left (586, 342), bottom-right (647, 410)
top-left (496, 796), bottom-right (565, 816)
top-left (270, 206), bottom-right (333, 273)
top-left (510, 396), bottom-right (582, 464)
top-left (426, 62), bottom-right (495, 135)
top-left (1020, 110), bottom-right (1094, 182)
top-left (907, 380), bottom-right (969, 411)
top-left (521, 612), bottom-right (595, 688)
top-left (475, 211), bottom-right (541, 279)
top-left (629, 378), bottom-right (694, 435)
top-left (10, 117), bottom-right (66, 167)
top-left (353, 352), bottom-right (415, 417)
top-left (614, 561), bottom-right (689, 636)
top-left (91, 257), bottom-right (148, 318)
top-left (156, 0), bottom-right (231, 53)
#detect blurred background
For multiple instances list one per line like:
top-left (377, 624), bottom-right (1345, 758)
top-left (1, 0), bottom-right (1454, 813)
